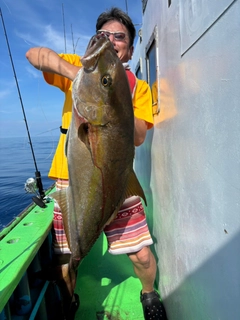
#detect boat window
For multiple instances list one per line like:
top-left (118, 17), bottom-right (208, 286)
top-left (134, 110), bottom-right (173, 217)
top-left (168, 0), bottom-right (172, 7)
top-left (146, 37), bottom-right (159, 115)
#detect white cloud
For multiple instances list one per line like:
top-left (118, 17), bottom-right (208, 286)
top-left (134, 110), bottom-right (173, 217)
top-left (15, 24), bottom-right (90, 55)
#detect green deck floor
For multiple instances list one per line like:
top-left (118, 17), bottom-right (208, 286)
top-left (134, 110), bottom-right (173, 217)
top-left (75, 233), bottom-right (144, 320)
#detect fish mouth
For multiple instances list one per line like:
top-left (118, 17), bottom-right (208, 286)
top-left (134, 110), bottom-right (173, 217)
top-left (86, 32), bottom-right (111, 50)
top-left (74, 101), bottom-right (109, 127)
top-left (73, 104), bottom-right (88, 124)
top-left (87, 33), bottom-right (118, 55)
top-left (81, 34), bottom-right (115, 71)
top-left (73, 95), bottom-right (110, 127)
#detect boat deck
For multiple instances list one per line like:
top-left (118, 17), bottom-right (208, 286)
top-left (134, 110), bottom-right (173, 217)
top-left (76, 233), bottom-right (144, 319)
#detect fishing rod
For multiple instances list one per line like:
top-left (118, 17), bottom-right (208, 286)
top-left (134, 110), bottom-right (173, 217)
top-left (0, 8), bottom-right (46, 208)
top-left (62, 3), bottom-right (67, 53)
top-left (125, 0), bottom-right (128, 14)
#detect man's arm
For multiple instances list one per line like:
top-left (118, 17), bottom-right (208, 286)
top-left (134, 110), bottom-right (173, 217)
top-left (134, 117), bottom-right (148, 147)
top-left (26, 47), bottom-right (80, 81)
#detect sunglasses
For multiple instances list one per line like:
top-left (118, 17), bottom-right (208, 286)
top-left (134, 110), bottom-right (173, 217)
top-left (97, 30), bottom-right (127, 41)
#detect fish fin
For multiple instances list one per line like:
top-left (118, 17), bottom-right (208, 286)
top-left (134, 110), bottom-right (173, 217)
top-left (125, 170), bottom-right (147, 206)
top-left (51, 189), bottom-right (68, 211)
top-left (78, 123), bottom-right (90, 151)
top-left (104, 211), bottom-right (119, 227)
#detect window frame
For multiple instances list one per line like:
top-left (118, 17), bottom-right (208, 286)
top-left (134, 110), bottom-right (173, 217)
top-left (145, 26), bottom-right (160, 115)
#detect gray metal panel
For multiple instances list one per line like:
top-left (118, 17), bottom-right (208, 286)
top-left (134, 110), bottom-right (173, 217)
top-left (179, 0), bottom-right (236, 54)
top-left (133, 0), bottom-right (240, 319)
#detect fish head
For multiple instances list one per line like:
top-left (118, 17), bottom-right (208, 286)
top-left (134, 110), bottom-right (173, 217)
top-left (72, 34), bottom-right (133, 128)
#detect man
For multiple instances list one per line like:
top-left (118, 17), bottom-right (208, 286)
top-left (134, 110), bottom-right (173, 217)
top-left (26, 7), bottom-right (167, 320)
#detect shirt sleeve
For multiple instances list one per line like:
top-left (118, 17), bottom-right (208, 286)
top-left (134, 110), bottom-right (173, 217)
top-left (133, 79), bottom-right (154, 130)
top-left (43, 54), bottom-right (82, 92)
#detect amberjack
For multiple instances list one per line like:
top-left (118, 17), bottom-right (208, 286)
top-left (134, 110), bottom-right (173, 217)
top-left (52, 33), bottom-right (146, 271)
top-left (51, 33), bottom-right (147, 319)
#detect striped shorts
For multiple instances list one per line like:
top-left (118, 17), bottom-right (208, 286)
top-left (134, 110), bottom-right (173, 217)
top-left (52, 179), bottom-right (153, 256)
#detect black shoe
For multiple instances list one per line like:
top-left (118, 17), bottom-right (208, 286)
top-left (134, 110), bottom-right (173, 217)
top-left (68, 293), bottom-right (80, 320)
top-left (140, 290), bottom-right (168, 320)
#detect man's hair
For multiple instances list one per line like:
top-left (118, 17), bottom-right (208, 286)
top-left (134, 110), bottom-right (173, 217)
top-left (96, 7), bottom-right (136, 47)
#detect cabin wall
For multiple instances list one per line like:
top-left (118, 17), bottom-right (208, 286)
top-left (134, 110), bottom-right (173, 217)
top-left (133, 0), bottom-right (240, 319)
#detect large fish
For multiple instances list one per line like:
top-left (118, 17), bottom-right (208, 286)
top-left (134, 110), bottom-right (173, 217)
top-left (52, 34), bottom-right (146, 271)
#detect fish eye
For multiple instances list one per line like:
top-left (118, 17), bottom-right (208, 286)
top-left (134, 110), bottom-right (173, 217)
top-left (101, 74), bottom-right (112, 87)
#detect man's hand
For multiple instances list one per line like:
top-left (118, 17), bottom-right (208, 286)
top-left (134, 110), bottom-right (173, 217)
top-left (26, 47), bottom-right (80, 81)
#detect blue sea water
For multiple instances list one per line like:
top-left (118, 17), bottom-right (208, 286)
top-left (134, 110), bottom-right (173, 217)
top-left (0, 135), bottom-right (59, 230)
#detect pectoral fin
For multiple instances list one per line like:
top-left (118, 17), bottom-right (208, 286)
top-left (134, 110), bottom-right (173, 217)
top-left (78, 123), bottom-right (91, 151)
top-left (125, 170), bottom-right (147, 206)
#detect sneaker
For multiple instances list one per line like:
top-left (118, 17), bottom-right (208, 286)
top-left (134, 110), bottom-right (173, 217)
top-left (140, 290), bottom-right (168, 320)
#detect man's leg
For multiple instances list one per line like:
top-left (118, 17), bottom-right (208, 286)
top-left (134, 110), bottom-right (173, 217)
top-left (104, 196), bottom-right (168, 319)
top-left (128, 246), bottom-right (156, 293)
top-left (128, 247), bottom-right (168, 320)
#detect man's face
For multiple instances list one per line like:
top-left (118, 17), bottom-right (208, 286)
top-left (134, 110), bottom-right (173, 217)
top-left (97, 20), bottom-right (134, 63)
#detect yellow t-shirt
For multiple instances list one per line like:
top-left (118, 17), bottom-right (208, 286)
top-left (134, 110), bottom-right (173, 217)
top-left (43, 54), bottom-right (153, 180)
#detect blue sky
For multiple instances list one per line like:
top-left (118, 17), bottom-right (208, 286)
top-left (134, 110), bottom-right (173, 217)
top-left (0, 0), bottom-right (142, 138)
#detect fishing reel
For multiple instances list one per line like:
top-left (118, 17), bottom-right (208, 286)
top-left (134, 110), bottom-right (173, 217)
top-left (24, 177), bottom-right (46, 208)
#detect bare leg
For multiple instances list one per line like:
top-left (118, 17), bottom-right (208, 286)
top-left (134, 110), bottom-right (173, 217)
top-left (128, 246), bottom-right (168, 319)
top-left (128, 246), bottom-right (156, 293)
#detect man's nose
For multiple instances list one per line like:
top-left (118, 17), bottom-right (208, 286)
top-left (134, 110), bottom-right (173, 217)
top-left (108, 34), bottom-right (115, 43)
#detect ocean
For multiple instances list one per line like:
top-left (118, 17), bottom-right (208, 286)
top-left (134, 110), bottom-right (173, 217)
top-left (0, 135), bottom-right (59, 230)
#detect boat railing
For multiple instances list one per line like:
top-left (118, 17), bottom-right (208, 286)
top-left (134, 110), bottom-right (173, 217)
top-left (0, 185), bottom-right (62, 319)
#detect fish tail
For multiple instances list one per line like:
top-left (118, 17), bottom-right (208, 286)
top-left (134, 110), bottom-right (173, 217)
top-left (125, 170), bottom-right (147, 205)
